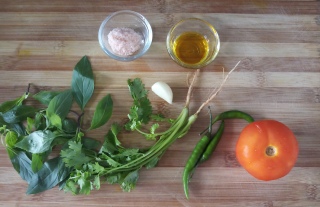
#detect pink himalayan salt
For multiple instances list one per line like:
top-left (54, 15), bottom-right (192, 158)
top-left (107, 27), bottom-right (143, 56)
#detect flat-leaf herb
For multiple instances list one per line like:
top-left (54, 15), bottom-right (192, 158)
top-left (89, 94), bottom-right (113, 130)
top-left (71, 56), bottom-right (94, 111)
top-left (26, 157), bottom-right (70, 194)
top-left (15, 130), bottom-right (56, 154)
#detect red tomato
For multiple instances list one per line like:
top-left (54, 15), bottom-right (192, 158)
top-left (236, 120), bottom-right (299, 181)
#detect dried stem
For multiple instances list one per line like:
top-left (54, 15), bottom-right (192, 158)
top-left (185, 69), bottom-right (200, 107)
top-left (194, 61), bottom-right (241, 115)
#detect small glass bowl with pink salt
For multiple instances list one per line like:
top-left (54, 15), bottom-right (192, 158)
top-left (98, 10), bottom-right (153, 62)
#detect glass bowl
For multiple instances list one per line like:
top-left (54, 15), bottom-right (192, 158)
top-left (166, 18), bottom-right (220, 69)
top-left (98, 10), bottom-right (153, 62)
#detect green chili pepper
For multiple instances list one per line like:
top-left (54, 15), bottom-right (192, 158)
top-left (200, 110), bottom-right (254, 135)
top-left (183, 133), bottom-right (210, 199)
top-left (200, 120), bottom-right (225, 163)
top-left (183, 107), bottom-right (213, 199)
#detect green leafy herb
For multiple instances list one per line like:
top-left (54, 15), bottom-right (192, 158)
top-left (81, 137), bottom-right (101, 151)
top-left (33, 91), bottom-right (61, 105)
top-left (26, 157), bottom-right (70, 194)
top-left (71, 56), bottom-right (94, 111)
top-left (1, 105), bottom-right (37, 124)
top-left (10, 151), bottom-right (35, 183)
top-left (15, 130), bottom-right (57, 154)
top-left (120, 170), bottom-right (139, 192)
top-left (89, 94), bottom-right (113, 130)
top-left (31, 153), bottom-right (44, 173)
top-left (0, 92), bottom-right (28, 113)
top-left (60, 140), bottom-right (93, 169)
top-left (46, 89), bottom-right (73, 123)
top-left (62, 118), bottom-right (78, 134)
top-left (125, 78), bottom-right (152, 130)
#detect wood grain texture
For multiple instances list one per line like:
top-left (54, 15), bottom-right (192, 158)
top-left (0, 0), bottom-right (319, 206)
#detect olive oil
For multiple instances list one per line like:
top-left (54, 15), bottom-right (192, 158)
top-left (172, 32), bottom-right (209, 65)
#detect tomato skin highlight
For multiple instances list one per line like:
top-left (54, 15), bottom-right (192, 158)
top-left (236, 120), bottom-right (299, 181)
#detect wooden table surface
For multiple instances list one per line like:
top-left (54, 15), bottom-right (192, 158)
top-left (1, 1), bottom-right (320, 206)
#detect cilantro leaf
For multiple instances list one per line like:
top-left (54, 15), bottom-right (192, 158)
top-left (127, 78), bottom-right (148, 100)
top-left (100, 123), bottom-right (122, 154)
top-left (60, 141), bottom-right (92, 169)
top-left (125, 78), bottom-right (153, 131)
top-left (105, 173), bottom-right (121, 184)
top-left (151, 114), bottom-right (175, 124)
top-left (120, 170), bottom-right (140, 192)
top-left (144, 156), bottom-right (160, 169)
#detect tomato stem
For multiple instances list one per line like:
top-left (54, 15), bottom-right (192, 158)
top-left (266, 146), bottom-right (276, 156)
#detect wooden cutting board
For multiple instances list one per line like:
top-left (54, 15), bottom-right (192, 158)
top-left (0, 1), bottom-right (319, 206)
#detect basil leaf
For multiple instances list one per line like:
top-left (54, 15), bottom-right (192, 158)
top-left (26, 117), bottom-right (35, 133)
top-left (89, 94), bottom-right (113, 130)
top-left (15, 130), bottom-right (56, 153)
top-left (0, 93), bottom-right (28, 113)
top-left (62, 118), bottom-right (78, 134)
top-left (46, 90), bottom-right (73, 121)
top-left (82, 137), bottom-right (101, 150)
top-left (7, 123), bottom-right (26, 136)
top-left (49, 113), bottom-right (62, 129)
top-left (1, 105), bottom-right (37, 124)
top-left (9, 150), bottom-right (34, 183)
top-left (31, 153), bottom-right (43, 173)
top-left (33, 91), bottom-right (61, 106)
top-left (0, 115), bottom-right (5, 126)
top-left (71, 56), bottom-right (94, 111)
top-left (34, 113), bottom-right (46, 131)
top-left (26, 157), bottom-right (71, 194)
top-left (5, 131), bottom-right (18, 148)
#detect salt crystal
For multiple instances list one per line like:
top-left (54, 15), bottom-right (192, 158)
top-left (107, 27), bottom-right (143, 56)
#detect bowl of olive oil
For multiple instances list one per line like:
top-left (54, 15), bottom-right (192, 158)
top-left (166, 18), bottom-right (220, 69)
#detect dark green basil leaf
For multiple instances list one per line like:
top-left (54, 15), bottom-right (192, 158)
top-left (82, 137), bottom-right (101, 150)
top-left (33, 91), bottom-right (61, 105)
top-left (0, 109), bottom-right (27, 136)
top-left (1, 105), bottom-right (37, 124)
top-left (71, 56), bottom-right (94, 111)
top-left (46, 89), bottom-right (73, 121)
top-left (9, 150), bottom-right (34, 183)
top-left (15, 130), bottom-right (56, 153)
top-left (7, 123), bottom-right (26, 136)
top-left (89, 94), bottom-right (113, 130)
top-left (26, 157), bottom-right (71, 194)
top-left (0, 115), bottom-right (5, 126)
top-left (0, 93), bottom-right (28, 113)
top-left (62, 118), bottom-right (78, 134)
